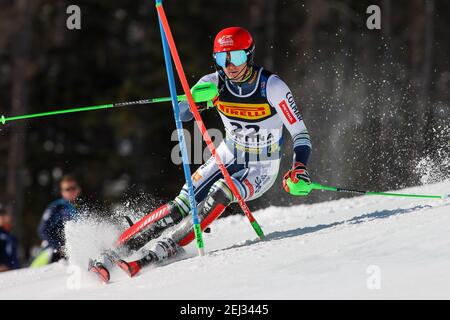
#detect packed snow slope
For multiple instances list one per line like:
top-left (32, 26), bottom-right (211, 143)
top-left (1, 181), bottom-right (449, 299)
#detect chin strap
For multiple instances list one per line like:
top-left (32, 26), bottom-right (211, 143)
top-left (237, 66), bottom-right (253, 82)
top-left (225, 65), bottom-right (254, 83)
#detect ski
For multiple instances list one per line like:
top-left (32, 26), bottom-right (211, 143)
top-left (115, 203), bottom-right (172, 247)
top-left (87, 249), bottom-right (122, 283)
top-left (115, 259), bottom-right (142, 278)
top-left (88, 260), bottom-right (111, 283)
top-left (87, 204), bottom-right (173, 283)
top-left (96, 238), bottom-right (181, 282)
top-left (88, 256), bottom-right (139, 283)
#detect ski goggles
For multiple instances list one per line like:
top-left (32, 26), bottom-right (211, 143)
top-left (214, 50), bottom-right (248, 68)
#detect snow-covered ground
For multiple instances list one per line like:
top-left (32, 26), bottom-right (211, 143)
top-left (0, 181), bottom-right (449, 300)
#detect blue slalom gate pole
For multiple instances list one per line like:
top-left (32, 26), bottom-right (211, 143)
top-left (156, 1), bottom-right (205, 256)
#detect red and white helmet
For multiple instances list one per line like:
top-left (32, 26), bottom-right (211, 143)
top-left (213, 27), bottom-right (255, 69)
top-left (213, 27), bottom-right (254, 53)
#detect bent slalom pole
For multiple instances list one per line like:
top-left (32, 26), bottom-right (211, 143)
top-left (158, 18), bottom-right (205, 256)
top-left (155, 0), bottom-right (264, 240)
top-left (0, 82), bottom-right (218, 125)
top-left (286, 179), bottom-right (449, 199)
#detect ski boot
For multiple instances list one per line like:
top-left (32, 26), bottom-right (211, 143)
top-left (117, 238), bottom-right (179, 278)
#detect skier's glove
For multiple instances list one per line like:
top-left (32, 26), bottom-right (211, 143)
top-left (197, 95), bottom-right (218, 113)
top-left (179, 99), bottom-right (214, 121)
top-left (196, 101), bottom-right (210, 113)
top-left (283, 162), bottom-right (311, 193)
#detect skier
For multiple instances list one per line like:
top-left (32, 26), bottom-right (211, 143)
top-left (90, 27), bottom-right (312, 281)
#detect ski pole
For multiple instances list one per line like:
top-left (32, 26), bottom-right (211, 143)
top-left (155, 1), bottom-right (265, 239)
top-left (286, 179), bottom-right (449, 199)
top-left (0, 82), bottom-right (218, 125)
top-left (157, 12), bottom-right (205, 256)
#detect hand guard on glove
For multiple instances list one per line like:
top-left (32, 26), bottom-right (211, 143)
top-left (283, 162), bottom-right (311, 193)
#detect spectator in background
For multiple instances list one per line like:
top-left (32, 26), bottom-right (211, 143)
top-left (0, 203), bottom-right (20, 271)
top-left (31, 175), bottom-right (81, 267)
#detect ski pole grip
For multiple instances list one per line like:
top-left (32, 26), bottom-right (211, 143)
top-left (1, 115), bottom-right (5, 125)
top-left (286, 179), bottom-right (317, 196)
top-left (190, 82), bottom-right (219, 103)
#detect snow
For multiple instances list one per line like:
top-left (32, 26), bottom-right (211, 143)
top-left (0, 181), bottom-right (449, 299)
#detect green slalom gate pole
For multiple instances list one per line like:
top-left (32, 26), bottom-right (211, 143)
top-left (0, 82), bottom-right (218, 125)
top-left (286, 179), bottom-right (449, 199)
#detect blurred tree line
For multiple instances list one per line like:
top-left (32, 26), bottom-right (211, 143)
top-left (0, 0), bottom-right (449, 259)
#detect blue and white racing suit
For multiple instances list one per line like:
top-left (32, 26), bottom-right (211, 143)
top-left (173, 66), bottom-right (312, 215)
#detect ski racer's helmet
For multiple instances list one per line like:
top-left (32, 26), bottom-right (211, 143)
top-left (213, 27), bottom-right (255, 72)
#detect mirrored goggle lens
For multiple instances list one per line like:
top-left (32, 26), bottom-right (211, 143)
top-left (214, 50), bottom-right (248, 68)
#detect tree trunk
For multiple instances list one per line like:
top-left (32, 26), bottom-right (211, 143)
top-left (6, 0), bottom-right (36, 259)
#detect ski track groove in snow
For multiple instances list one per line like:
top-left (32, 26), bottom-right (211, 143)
top-left (0, 181), bottom-right (449, 299)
